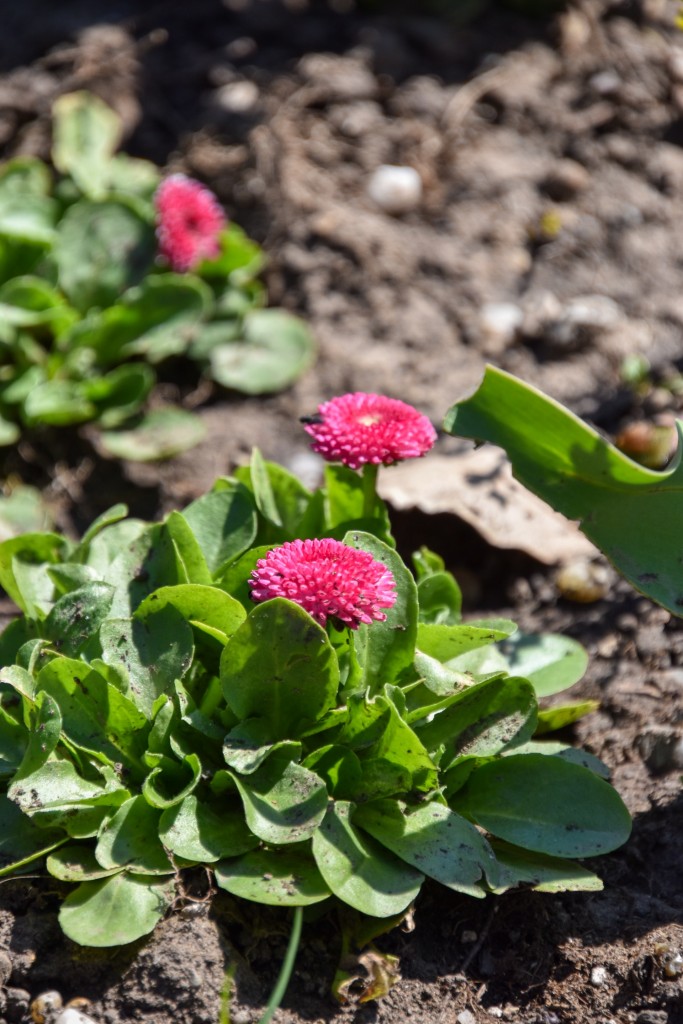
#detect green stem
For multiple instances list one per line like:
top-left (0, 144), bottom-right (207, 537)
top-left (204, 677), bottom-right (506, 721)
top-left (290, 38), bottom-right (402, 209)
top-left (362, 463), bottom-right (379, 520)
top-left (258, 906), bottom-right (304, 1024)
top-left (0, 836), bottom-right (69, 879)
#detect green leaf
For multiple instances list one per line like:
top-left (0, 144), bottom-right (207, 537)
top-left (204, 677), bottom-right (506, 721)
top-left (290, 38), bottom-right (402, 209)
top-left (345, 532), bottom-right (417, 693)
top-left (223, 719), bottom-right (301, 774)
top-left (0, 414), bottom-right (20, 447)
top-left (535, 700), bottom-right (600, 734)
top-left (209, 310), bottom-right (315, 394)
top-left (159, 794), bottom-right (257, 862)
top-left (52, 91), bottom-right (122, 199)
top-left (23, 379), bottom-right (97, 427)
top-left (99, 608), bottom-right (194, 717)
top-left (0, 794), bottom-right (62, 871)
top-left (231, 757), bottom-right (328, 845)
top-left (416, 619), bottom-right (517, 662)
top-left (235, 448), bottom-right (313, 535)
top-left (0, 194), bottom-right (57, 243)
top-left (83, 363), bottom-right (155, 427)
top-left (504, 739), bottom-right (610, 779)
top-left (215, 843), bottom-right (331, 906)
top-left (312, 801), bottom-right (423, 917)
top-left (36, 658), bottom-right (148, 770)
top-left (196, 223), bottom-right (263, 280)
top-left (444, 364), bottom-right (683, 616)
top-left (354, 799), bottom-right (498, 897)
top-left (78, 503), bottom-right (129, 550)
top-left (164, 511), bottom-right (212, 585)
top-left (417, 573), bottom-right (462, 626)
top-left (55, 199), bottom-right (154, 312)
top-left (59, 872), bottom-right (174, 947)
top-left (97, 408), bottom-right (206, 462)
top-left (116, 274), bottom-right (212, 363)
top-left (488, 840), bottom-right (604, 894)
top-left (95, 795), bottom-right (173, 873)
top-left (451, 753), bottom-right (632, 857)
top-left (0, 532), bottom-right (67, 614)
top-left (415, 675), bottom-right (537, 769)
top-left (220, 598), bottom-right (339, 739)
top-left (498, 632), bottom-right (588, 698)
top-left (302, 745), bottom-right (362, 800)
top-left (47, 844), bottom-right (122, 882)
top-left (0, 703), bottom-right (27, 779)
top-left (0, 157), bottom-right (51, 199)
top-left (99, 521), bottom-right (178, 616)
top-left (142, 752), bottom-right (202, 809)
top-left (106, 154), bottom-right (160, 198)
top-left (9, 690), bottom-right (61, 781)
top-left (43, 582), bottom-right (115, 656)
top-left (0, 484), bottom-right (51, 540)
top-left (0, 276), bottom-right (73, 327)
top-left (180, 486), bottom-right (257, 575)
top-left (135, 584), bottom-right (246, 644)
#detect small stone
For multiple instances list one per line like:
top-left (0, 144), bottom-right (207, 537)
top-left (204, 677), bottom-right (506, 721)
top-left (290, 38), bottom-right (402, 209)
top-left (545, 295), bottom-right (622, 350)
top-left (457, 1012), bottom-right (477, 1024)
top-left (461, 929), bottom-right (478, 944)
top-left (367, 165), bottom-right (422, 215)
top-left (591, 965), bottom-right (609, 986)
top-left (556, 560), bottom-right (610, 603)
top-left (480, 303), bottom-right (523, 347)
top-left (55, 1010), bottom-right (100, 1024)
top-left (542, 159), bottom-right (590, 201)
top-left (488, 1009), bottom-right (504, 1019)
top-left (590, 69), bottom-right (622, 96)
top-left (31, 992), bottom-right (63, 1024)
top-left (215, 81), bottom-right (259, 114)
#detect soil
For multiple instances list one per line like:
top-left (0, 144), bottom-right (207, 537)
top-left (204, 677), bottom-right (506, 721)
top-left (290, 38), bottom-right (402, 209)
top-left (2, 1), bottom-right (683, 1022)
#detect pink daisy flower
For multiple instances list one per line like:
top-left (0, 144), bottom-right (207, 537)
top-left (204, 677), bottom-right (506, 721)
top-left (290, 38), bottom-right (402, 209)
top-left (249, 538), bottom-right (396, 629)
top-left (302, 393), bottom-right (436, 470)
top-left (154, 174), bottom-right (226, 272)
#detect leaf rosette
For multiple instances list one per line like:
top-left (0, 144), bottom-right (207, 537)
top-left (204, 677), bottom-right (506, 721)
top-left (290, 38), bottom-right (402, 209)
top-left (0, 451), bottom-right (631, 951)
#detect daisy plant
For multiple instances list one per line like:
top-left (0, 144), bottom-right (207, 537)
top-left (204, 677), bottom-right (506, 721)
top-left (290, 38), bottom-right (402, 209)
top-left (0, 394), bottom-right (630, 1010)
top-left (0, 91), bottom-right (314, 460)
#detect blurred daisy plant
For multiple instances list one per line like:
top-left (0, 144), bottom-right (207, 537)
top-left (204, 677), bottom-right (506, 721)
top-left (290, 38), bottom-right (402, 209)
top-left (0, 392), bottom-right (630, 1008)
top-left (0, 91), bottom-right (314, 460)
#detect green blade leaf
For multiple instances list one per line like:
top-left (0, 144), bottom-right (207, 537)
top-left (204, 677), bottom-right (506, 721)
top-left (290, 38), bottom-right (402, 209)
top-left (444, 364), bottom-right (683, 616)
top-left (52, 91), bottom-right (122, 198)
top-left (180, 486), bottom-right (257, 575)
top-left (220, 598), bottom-right (339, 739)
top-left (99, 608), bottom-right (194, 718)
top-left (215, 843), bottom-right (331, 906)
top-left (231, 757), bottom-right (328, 845)
top-left (488, 840), bottom-right (604, 894)
top-left (416, 619), bottom-right (517, 662)
top-left (135, 584), bottom-right (246, 643)
top-left (158, 794), bottom-right (257, 862)
top-left (451, 753), bottom-right (632, 858)
top-left (209, 309), bottom-right (315, 394)
top-left (354, 798), bottom-right (498, 897)
top-left (59, 872), bottom-right (174, 947)
top-left (498, 632), bottom-right (588, 698)
top-left (344, 531), bottom-right (418, 693)
top-left (415, 675), bottom-right (537, 768)
top-left (312, 801), bottom-right (423, 917)
top-left (97, 408), bottom-right (206, 462)
top-left (95, 795), bottom-right (173, 873)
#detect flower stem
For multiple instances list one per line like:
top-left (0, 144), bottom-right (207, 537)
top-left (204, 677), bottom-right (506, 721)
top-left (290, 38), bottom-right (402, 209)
top-left (258, 906), bottom-right (304, 1024)
top-left (362, 463), bottom-right (379, 520)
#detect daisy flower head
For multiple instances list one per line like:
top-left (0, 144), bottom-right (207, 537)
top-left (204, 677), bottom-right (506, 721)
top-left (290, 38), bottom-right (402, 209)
top-left (302, 392), bottom-right (436, 470)
top-left (249, 538), bottom-right (396, 629)
top-left (154, 174), bottom-right (226, 272)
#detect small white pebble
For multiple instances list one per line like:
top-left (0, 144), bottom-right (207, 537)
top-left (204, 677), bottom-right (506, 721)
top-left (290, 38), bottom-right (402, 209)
top-left (215, 80), bottom-right (259, 113)
top-left (591, 965), bottom-right (608, 986)
top-left (367, 165), bottom-right (422, 215)
top-left (488, 1008), bottom-right (504, 1019)
top-left (457, 1011), bottom-right (477, 1024)
top-left (56, 1009), bottom-right (101, 1024)
top-left (480, 302), bottom-right (523, 344)
top-left (460, 929), bottom-right (478, 944)
top-left (589, 69), bottom-right (621, 95)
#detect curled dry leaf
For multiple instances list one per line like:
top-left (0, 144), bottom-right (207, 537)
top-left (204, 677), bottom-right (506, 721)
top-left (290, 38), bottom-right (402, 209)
top-left (378, 448), bottom-right (596, 565)
top-left (332, 949), bottom-right (401, 1005)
